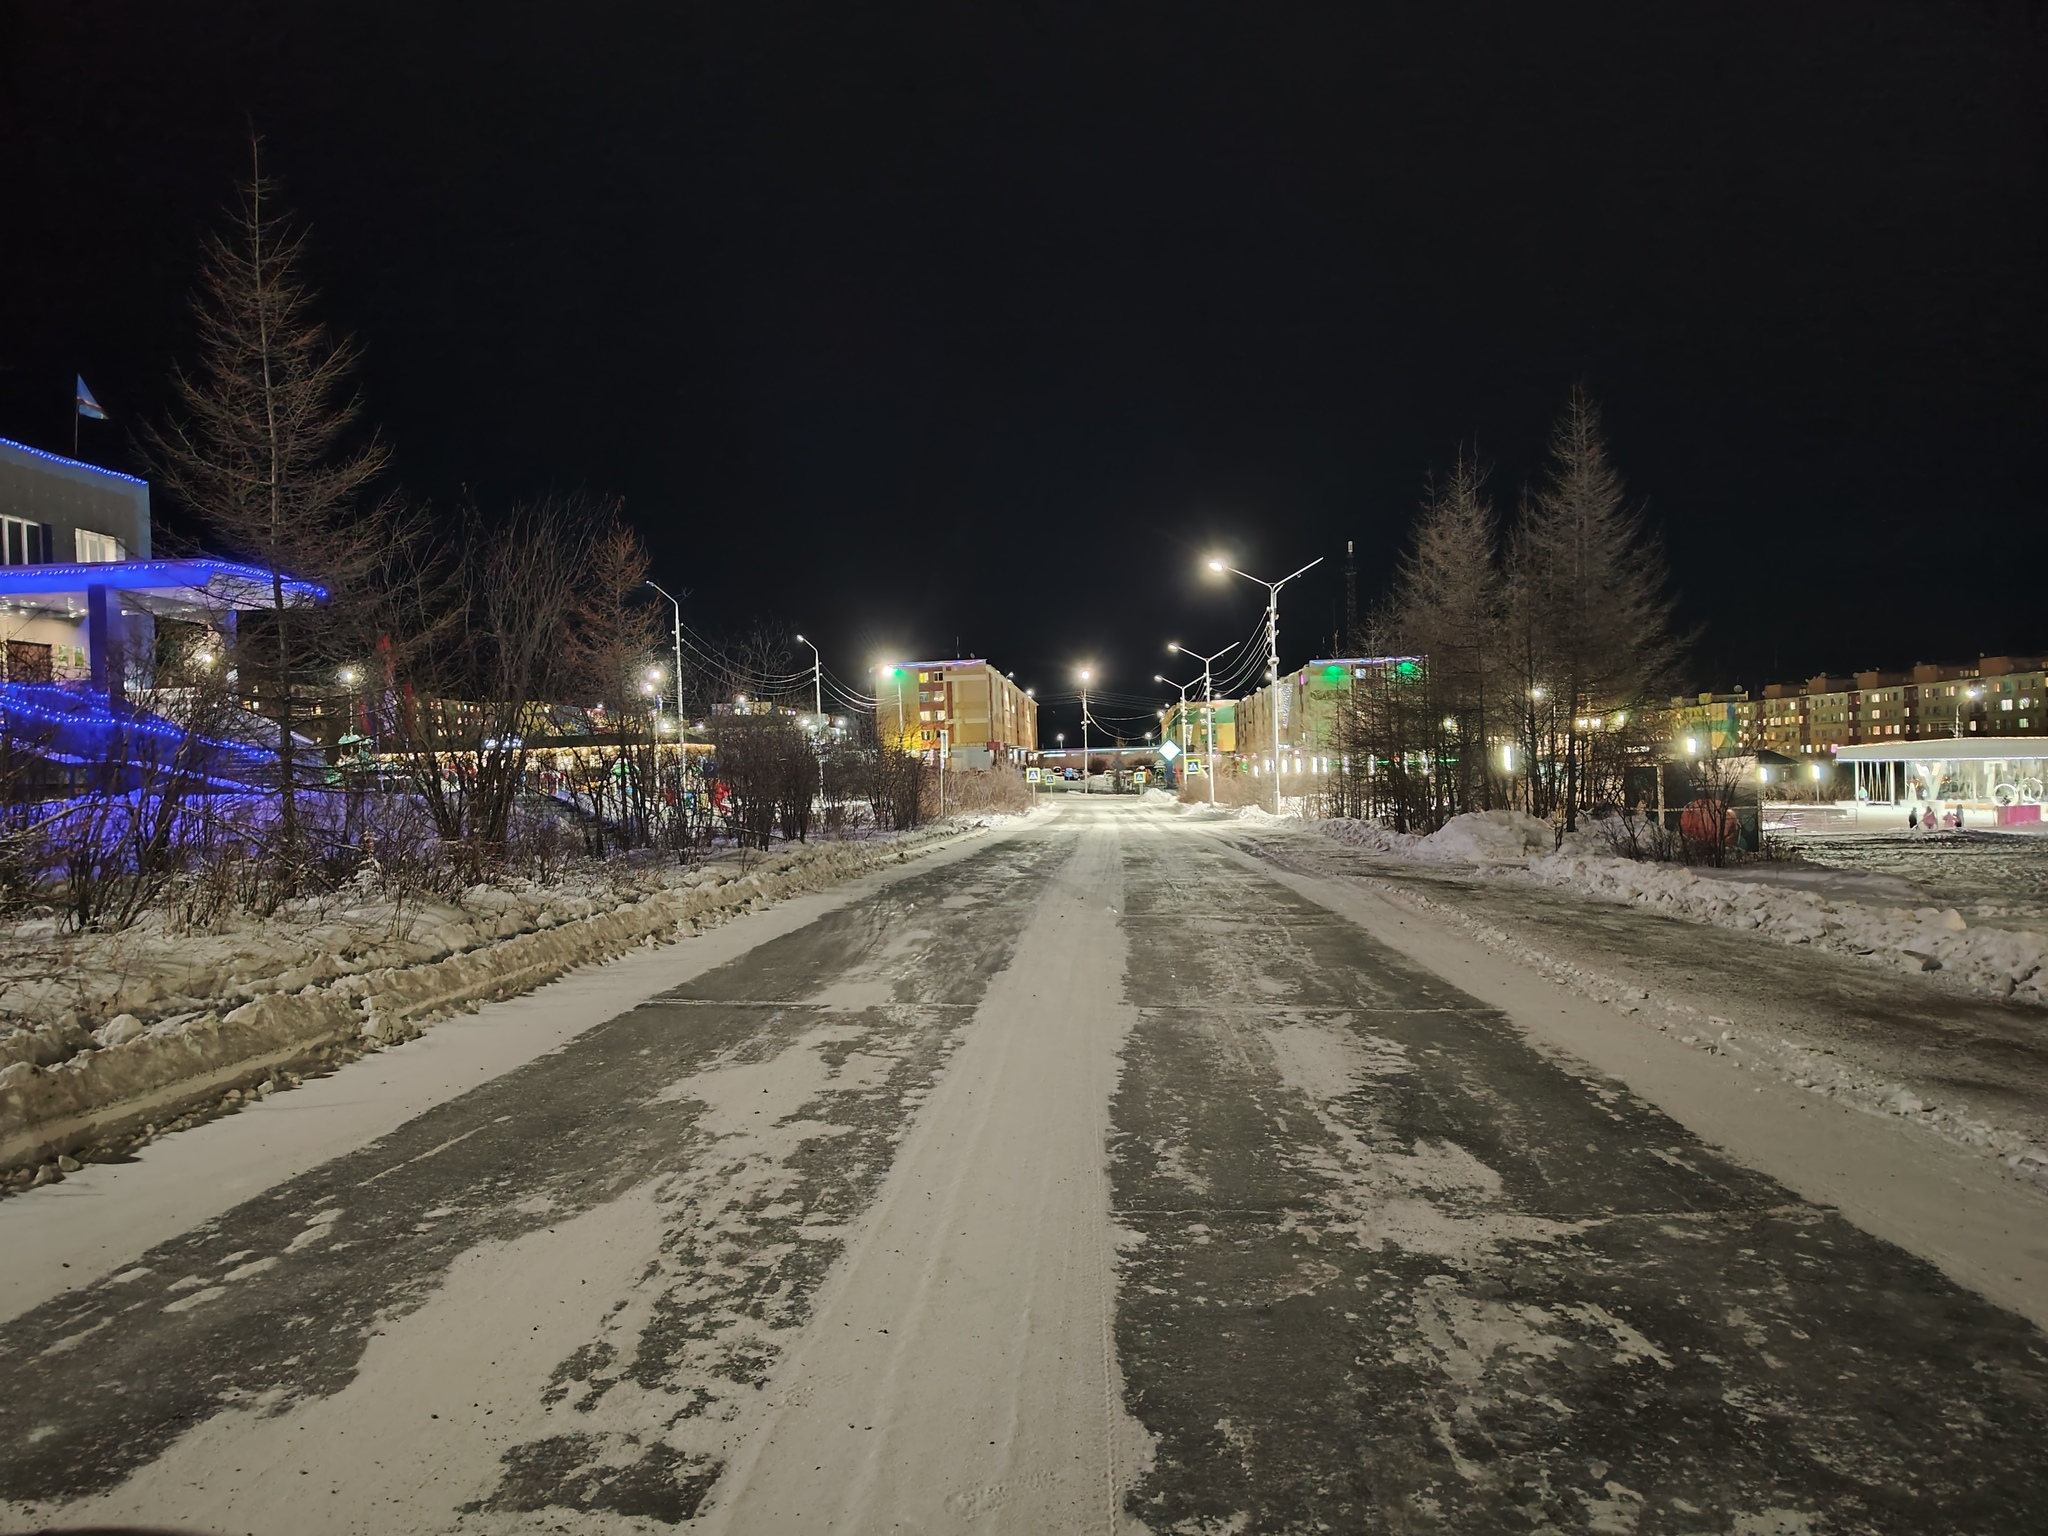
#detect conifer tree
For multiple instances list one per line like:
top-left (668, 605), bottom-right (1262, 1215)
top-left (148, 135), bottom-right (389, 857)
top-left (1505, 388), bottom-right (1679, 828)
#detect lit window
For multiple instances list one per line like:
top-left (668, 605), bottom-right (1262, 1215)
top-left (74, 528), bottom-right (126, 563)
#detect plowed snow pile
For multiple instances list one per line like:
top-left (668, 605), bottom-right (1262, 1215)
top-left (1318, 814), bottom-right (2048, 1009)
top-left (1, 817), bottom-right (1012, 1178)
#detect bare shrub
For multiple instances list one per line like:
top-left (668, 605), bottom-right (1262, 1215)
top-left (929, 764), bottom-right (1031, 817)
top-left (1181, 764), bottom-right (1264, 807)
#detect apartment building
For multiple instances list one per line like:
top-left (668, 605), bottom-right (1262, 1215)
top-left (1759, 684), bottom-right (1809, 755)
top-left (875, 658), bottom-right (1037, 767)
top-left (1704, 656), bottom-right (2045, 757)
top-left (1234, 657), bottom-right (1421, 763)
top-left (1665, 691), bottom-right (1758, 755)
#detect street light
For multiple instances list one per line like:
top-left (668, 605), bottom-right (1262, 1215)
top-left (1206, 555), bottom-right (1322, 811)
top-left (1078, 667), bottom-right (1093, 795)
top-left (1157, 671), bottom-right (1196, 792)
top-left (1169, 638), bottom-right (1240, 806)
top-left (793, 634), bottom-right (823, 722)
top-left (645, 581), bottom-right (686, 734)
top-left (877, 662), bottom-right (910, 750)
top-left (792, 634), bottom-right (825, 807)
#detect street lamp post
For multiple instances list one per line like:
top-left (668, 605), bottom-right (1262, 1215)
top-left (1170, 639), bottom-right (1240, 806)
top-left (1156, 671), bottom-right (1195, 791)
top-left (795, 634), bottom-right (825, 809)
top-left (644, 581), bottom-right (686, 733)
top-left (1207, 558), bottom-right (1322, 811)
top-left (794, 634), bottom-right (823, 722)
top-left (1078, 668), bottom-right (1093, 795)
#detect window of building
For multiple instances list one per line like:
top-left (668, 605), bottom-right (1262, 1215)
top-left (2, 516), bottom-right (51, 565)
top-left (74, 528), bottom-right (126, 563)
top-left (4, 640), bottom-right (52, 683)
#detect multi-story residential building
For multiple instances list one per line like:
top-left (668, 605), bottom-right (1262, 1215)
top-left (1234, 657), bottom-right (1421, 764)
top-left (875, 657), bottom-right (1037, 767)
top-left (1665, 691), bottom-right (1758, 755)
top-left (1683, 655), bottom-right (2044, 759)
top-left (1800, 677), bottom-right (1858, 754)
top-left (1759, 683), bottom-right (1809, 754)
top-left (1976, 656), bottom-right (2047, 734)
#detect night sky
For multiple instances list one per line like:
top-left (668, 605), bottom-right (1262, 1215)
top-left (3, 3), bottom-right (2043, 740)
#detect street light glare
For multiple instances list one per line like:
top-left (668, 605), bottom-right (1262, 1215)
top-left (1167, 642), bottom-right (1180, 653)
top-left (1206, 558), bottom-right (1225, 572)
top-left (794, 633), bottom-right (805, 643)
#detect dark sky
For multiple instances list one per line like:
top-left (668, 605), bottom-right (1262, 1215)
top-left (4, 2), bottom-right (2044, 739)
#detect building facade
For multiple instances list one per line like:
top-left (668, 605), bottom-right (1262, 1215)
top-left (1234, 657), bottom-right (1422, 763)
top-left (1739, 657), bottom-right (2043, 758)
top-left (0, 438), bottom-right (157, 684)
top-left (876, 658), bottom-right (1038, 767)
top-left (1160, 697), bottom-right (1236, 761)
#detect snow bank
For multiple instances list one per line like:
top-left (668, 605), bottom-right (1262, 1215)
top-left (1315, 816), bottom-right (2048, 1010)
top-left (1349, 873), bottom-right (2048, 1192)
top-left (1520, 851), bottom-right (2048, 1008)
top-left (1321, 810), bottom-right (1552, 862)
top-left (0, 823), bottom-right (988, 1177)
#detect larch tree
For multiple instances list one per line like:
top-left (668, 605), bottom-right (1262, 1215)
top-left (148, 136), bottom-right (390, 857)
top-left (1505, 388), bottom-right (1681, 829)
top-left (1389, 449), bottom-right (1504, 814)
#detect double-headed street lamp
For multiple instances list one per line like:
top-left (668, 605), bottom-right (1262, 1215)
top-left (1207, 557), bottom-right (1321, 810)
top-left (1167, 638), bottom-right (1239, 806)
top-left (1155, 670), bottom-right (1195, 790)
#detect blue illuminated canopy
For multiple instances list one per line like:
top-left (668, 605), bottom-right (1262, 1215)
top-left (0, 557), bottom-right (326, 609)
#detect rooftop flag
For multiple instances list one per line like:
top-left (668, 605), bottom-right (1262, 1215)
top-left (75, 376), bottom-right (106, 420)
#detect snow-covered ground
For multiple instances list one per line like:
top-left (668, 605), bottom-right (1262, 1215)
top-left (1, 813), bottom-right (1024, 1184)
top-left (1318, 811), bottom-right (2048, 1009)
top-left (1296, 810), bottom-right (2048, 1192)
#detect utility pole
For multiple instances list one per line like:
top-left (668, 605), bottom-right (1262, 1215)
top-left (1207, 558), bottom-right (1322, 811)
top-left (1170, 639), bottom-right (1239, 806)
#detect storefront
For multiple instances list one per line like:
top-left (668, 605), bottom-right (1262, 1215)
top-left (1836, 739), bottom-right (2048, 811)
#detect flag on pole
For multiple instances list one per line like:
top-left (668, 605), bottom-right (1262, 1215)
top-left (75, 376), bottom-right (107, 420)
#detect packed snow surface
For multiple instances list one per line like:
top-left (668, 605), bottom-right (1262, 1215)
top-left (1317, 815), bottom-right (2048, 1010)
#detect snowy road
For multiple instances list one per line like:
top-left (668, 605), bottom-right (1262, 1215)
top-left (4, 800), bottom-right (2048, 1533)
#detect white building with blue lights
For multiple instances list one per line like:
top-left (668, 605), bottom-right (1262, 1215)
top-left (0, 436), bottom-right (321, 696)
